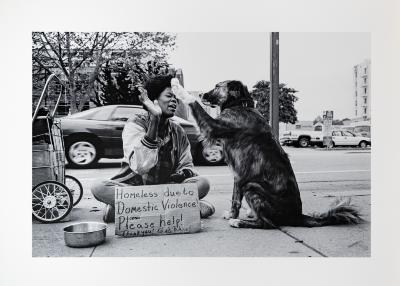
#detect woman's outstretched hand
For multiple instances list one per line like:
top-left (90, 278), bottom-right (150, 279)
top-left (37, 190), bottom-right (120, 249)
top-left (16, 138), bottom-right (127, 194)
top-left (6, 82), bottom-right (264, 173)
top-left (137, 86), bottom-right (162, 117)
top-left (171, 78), bottom-right (197, 104)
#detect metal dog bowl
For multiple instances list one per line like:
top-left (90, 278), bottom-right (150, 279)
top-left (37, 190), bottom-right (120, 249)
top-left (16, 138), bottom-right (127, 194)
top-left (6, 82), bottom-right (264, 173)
top-left (63, 222), bottom-right (107, 248)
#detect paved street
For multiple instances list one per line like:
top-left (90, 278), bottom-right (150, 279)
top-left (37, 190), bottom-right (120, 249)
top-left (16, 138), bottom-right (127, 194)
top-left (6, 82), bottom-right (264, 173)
top-left (32, 147), bottom-right (371, 257)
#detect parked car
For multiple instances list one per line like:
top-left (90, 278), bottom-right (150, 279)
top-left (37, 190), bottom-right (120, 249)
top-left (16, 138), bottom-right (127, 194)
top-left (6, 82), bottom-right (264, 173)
top-left (280, 129), bottom-right (371, 148)
top-left (280, 130), bottom-right (323, 147)
top-left (60, 105), bottom-right (224, 168)
top-left (329, 130), bottom-right (371, 148)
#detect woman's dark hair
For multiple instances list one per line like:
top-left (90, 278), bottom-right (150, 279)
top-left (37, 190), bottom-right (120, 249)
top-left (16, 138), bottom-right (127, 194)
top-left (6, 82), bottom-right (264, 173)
top-left (144, 75), bottom-right (174, 101)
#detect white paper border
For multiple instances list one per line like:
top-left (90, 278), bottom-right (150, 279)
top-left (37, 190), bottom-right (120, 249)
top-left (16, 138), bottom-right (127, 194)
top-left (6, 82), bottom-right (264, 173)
top-left (0, 0), bottom-right (399, 285)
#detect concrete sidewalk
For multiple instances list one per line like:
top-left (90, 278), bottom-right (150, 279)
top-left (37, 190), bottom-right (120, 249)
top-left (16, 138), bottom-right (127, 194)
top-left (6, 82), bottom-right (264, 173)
top-left (32, 176), bottom-right (370, 257)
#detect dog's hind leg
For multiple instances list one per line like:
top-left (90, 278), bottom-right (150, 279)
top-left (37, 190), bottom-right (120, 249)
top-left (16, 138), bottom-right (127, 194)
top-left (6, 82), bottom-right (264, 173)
top-left (229, 217), bottom-right (266, 228)
top-left (229, 184), bottom-right (277, 229)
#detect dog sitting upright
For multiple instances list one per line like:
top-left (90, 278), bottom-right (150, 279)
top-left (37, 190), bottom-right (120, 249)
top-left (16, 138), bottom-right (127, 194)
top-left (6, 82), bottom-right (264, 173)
top-left (187, 80), bottom-right (362, 229)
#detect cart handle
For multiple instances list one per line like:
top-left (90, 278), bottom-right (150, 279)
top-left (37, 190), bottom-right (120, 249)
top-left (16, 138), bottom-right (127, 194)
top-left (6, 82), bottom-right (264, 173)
top-left (32, 73), bottom-right (63, 124)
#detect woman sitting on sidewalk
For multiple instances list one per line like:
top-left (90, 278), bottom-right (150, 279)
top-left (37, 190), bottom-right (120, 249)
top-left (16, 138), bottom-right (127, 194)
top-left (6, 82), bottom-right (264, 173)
top-left (91, 75), bottom-right (215, 222)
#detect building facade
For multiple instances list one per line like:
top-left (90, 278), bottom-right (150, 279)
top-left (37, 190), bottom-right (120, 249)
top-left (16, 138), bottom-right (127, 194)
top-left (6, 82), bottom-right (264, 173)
top-left (353, 59), bottom-right (371, 121)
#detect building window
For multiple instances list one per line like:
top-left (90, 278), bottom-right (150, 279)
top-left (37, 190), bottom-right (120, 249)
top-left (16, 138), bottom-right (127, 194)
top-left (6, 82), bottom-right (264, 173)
top-left (364, 67), bottom-right (367, 74)
top-left (355, 100), bottom-right (357, 107)
top-left (363, 77), bottom-right (367, 84)
top-left (355, 110), bottom-right (357, 116)
top-left (364, 87), bottom-right (367, 94)
top-left (364, 107), bottom-right (367, 114)
top-left (364, 97), bottom-right (367, 104)
top-left (355, 91), bottom-right (357, 97)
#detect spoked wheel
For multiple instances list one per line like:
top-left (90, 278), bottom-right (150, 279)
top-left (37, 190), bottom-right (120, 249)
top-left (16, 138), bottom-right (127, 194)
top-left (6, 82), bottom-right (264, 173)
top-left (32, 181), bottom-right (73, 223)
top-left (65, 175), bottom-right (83, 206)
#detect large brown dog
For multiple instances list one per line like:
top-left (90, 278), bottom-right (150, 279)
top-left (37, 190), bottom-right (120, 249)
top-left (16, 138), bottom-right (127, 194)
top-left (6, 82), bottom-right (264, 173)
top-left (188, 80), bottom-right (362, 229)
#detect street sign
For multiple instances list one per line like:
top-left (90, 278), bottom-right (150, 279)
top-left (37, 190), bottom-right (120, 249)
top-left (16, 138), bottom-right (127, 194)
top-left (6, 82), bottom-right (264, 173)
top-left (323, 110), bottom-right (334, 147)
top-left (115, 183), bottom-right (201, 237)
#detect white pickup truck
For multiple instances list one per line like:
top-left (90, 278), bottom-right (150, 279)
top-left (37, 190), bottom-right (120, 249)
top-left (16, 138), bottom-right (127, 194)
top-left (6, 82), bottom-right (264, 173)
top-left (280, 130), bottom-right (323, 147)
top-left (280, 129), bottom-right (371, 148)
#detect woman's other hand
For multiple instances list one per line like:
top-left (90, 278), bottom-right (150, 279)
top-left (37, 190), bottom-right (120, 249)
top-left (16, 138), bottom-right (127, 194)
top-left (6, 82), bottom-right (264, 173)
top-left (138, 86), bottom-right (162, 117)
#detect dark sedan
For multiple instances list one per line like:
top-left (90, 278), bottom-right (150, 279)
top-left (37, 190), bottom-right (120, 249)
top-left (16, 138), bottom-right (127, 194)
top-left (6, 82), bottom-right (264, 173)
top-left (60, 105), bottom-right (224, 168)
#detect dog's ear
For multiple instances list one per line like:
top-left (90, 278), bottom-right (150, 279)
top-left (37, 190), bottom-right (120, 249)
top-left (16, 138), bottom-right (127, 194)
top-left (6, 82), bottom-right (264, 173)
top-left (227, 81), bottom-right (250, 98)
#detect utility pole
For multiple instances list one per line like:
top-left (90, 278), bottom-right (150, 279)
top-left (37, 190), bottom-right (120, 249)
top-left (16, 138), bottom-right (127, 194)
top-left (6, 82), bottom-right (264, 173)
top-left (270, 32), bottom-right (279, 139)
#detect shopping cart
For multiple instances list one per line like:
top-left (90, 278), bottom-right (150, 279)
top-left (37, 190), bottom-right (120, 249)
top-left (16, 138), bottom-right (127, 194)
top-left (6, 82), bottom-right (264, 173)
top-left (32, 74), bottom-right (83, 223)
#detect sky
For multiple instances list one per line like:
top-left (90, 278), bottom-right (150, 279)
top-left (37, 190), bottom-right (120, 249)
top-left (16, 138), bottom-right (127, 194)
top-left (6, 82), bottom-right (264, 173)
top-left (168, 33), bottom-right (370, 121)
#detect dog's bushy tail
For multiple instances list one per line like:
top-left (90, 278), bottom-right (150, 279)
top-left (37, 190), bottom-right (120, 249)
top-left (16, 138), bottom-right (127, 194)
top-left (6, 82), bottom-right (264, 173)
top-left (300, 198), bottom-right (363, 227)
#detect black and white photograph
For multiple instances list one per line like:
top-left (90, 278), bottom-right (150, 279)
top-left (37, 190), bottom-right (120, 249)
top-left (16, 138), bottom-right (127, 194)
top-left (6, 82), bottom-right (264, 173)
top-left (1, 1), bottom-right (399, 286)
top-left (31, 32), bottom-right (371, 257)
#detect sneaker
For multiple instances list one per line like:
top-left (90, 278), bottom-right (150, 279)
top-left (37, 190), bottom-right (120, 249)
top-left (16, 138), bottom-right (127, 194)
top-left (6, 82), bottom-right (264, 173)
top-left (199, 200), bottom-right (215, 218)
top-left (103, 204), bottom-right (115, 223)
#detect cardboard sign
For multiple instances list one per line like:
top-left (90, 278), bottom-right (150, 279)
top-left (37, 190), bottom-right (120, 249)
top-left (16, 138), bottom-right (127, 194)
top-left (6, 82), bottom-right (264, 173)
top-left (115, 183), bottom-right (201, 237)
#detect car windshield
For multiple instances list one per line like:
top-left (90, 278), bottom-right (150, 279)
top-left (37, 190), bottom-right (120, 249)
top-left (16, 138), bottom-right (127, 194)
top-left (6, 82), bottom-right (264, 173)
top-left (66, 106), bottom-right (114, 120)
top-left (110, 106), bottom-right (147, 121)
top-left (66, 108), bottom-right (99, 119)
top-left (343, 131), bottom-right (355, 137)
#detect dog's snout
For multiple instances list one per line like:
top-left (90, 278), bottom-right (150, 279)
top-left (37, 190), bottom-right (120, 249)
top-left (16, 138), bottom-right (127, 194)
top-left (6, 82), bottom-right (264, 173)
top-left (200, 90), bottom-right (219, 107)
top-left (200, 92), bottom-right (211, 105)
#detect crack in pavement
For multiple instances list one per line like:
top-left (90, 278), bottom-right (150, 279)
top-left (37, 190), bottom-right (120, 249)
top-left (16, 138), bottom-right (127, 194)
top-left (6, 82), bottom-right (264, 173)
top-left (323, 194), bottom-right (370, 198)
top-left (278, 228), bottom-right (327, 257)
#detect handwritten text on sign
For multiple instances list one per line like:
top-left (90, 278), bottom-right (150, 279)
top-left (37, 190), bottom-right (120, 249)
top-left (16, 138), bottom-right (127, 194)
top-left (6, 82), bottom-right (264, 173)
top-left (115, 183), bottom-right (201, 237)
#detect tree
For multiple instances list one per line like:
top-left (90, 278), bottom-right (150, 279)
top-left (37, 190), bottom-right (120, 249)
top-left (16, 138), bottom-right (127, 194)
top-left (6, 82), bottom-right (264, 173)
top-left (32, 32), bottom-right (176, 113)
top-left (251, 80), bottom-right (298, 124)
top-left (96, 60), bottom-right (173, 106)
top-left (97, 63), bottom-right (119, 105)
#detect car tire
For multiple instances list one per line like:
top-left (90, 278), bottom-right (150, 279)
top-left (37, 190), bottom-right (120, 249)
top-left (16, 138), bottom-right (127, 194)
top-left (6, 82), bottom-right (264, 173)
top-left (359, 141), bottom-right (368, 148)
top-left (197, 140), bottom-right (224, 166)
top-left (298, 137), bottom-right (310, 148)
top-left (66, 138), bottom-right (100, 168)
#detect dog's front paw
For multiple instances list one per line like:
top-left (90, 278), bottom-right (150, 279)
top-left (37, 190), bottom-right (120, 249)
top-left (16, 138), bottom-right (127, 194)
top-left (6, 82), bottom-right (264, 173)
top-left (222, 210), bottom-right (232, 220)
top-left (229, 219), bottom-right (241, 228)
